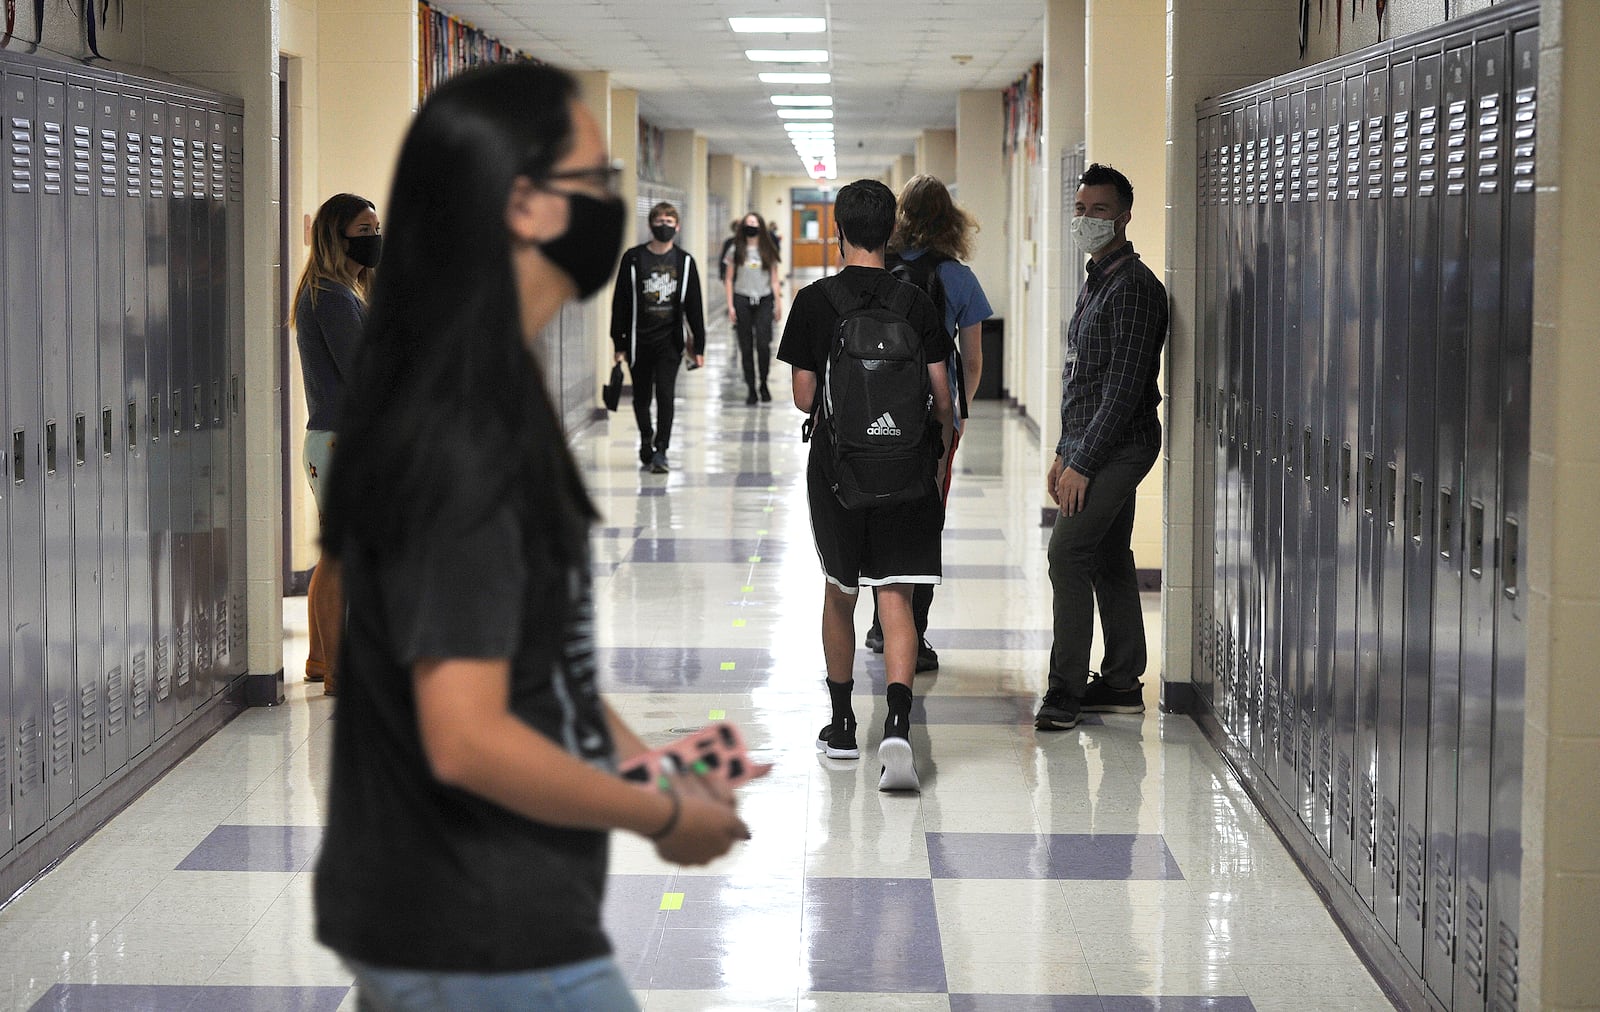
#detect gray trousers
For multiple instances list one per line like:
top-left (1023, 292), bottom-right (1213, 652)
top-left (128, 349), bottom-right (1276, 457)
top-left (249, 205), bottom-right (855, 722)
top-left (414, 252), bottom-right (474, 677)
top-left (1046, 442), bottom-right (1158, 697)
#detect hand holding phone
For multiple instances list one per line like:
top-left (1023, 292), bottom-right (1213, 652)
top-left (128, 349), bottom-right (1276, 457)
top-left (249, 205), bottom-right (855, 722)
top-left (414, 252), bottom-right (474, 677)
top-left (618, 721), bottom-right (766, 789)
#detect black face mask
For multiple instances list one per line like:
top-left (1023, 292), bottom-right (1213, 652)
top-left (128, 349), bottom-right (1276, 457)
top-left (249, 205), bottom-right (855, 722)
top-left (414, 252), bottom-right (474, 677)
top-left (742, 224), bottom-right (761, 237)
top-left (346, 234), bottom-right (382, 269)
top-left (650, 222), bottom-right (677, 243)
top-left (541, 192), bottom-right (627, 299)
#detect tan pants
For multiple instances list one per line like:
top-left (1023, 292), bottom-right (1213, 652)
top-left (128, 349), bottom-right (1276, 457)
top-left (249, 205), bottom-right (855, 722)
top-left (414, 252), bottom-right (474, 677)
top-left (304, 430), bottom-right (341, 694)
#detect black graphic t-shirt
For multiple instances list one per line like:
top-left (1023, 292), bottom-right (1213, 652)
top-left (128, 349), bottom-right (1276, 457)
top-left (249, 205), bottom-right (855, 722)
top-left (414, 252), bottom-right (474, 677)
top-left (314, 489), bottom-right (614, 973)
top-left (637, 248), bottom-right (681, 346)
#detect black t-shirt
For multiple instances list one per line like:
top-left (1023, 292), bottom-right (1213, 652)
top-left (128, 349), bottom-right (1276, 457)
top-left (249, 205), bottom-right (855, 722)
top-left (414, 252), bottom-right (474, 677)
top-left (777, 264), bottom-right (954, 389)
top-left (313, 490), bottom-right (614, 973)
top-left (636, 247), bottom-right (681, 346)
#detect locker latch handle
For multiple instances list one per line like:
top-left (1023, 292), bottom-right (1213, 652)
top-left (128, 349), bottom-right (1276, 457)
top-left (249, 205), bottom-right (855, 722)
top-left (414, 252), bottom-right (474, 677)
top-left (1385, 462), bottom-right (1398, 529)
top-left (1410, 475), bottom-right (1425, 542)
top-left (74, 413), bottom-right (87, 467)
top-left (11, 429), bottom-right (24, 484)
top-left (150, 396), bottom-right (161, 442)
top-left (1341, 443), bottom-right (1354, 505)
top-left (128, 401), bottom-right (138, 450)
top-left (46, 421), bottom-right (58, 475)
top-left (101, 408), bottom-right (112, 459)
top-left (1468, 500), bottom-right (1485, 578)
top-left (1439, 487), bottom-right (1454, 559)
top-left (193, 384), bottom-right (203, 430)
top-left (1362, 452), bottom-right (1375, 515)
top-left (1304, 427), bottom-right (1315, 483)
top-left (230, 375), bottom-right (240, 416)
top-left (1503, 517), bottom-right (1519, 598)
top-left (1323, 436), bottom-right (1333, 492)
top-left (172, 389), bottom-right (182, 436)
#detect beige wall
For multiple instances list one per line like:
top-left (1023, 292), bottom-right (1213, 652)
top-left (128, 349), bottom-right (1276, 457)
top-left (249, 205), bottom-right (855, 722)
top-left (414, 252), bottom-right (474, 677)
top-left (957, 90), bottom-right (1008, 327)
top-left (1524, 4), bottom-right (1600, 1005)
top-left (915, 128), bottom-right (958, 183)
top-left (663, 129), bottom-right (709, 298)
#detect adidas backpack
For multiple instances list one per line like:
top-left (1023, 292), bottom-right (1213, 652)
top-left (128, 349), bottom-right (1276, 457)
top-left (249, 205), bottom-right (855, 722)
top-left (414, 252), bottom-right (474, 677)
top-left (805, 273), bottom-right (940, 510)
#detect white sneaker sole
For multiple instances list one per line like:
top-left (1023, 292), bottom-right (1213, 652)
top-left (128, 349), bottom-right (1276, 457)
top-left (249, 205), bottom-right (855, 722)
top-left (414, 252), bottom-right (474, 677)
top-left (815, 737), bottom-right (861, 760)
top-left (877, 737), bottom-right (919, 792)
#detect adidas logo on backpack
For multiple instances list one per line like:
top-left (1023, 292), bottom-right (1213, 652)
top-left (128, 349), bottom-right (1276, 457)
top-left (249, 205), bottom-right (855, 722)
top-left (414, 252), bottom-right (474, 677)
top-left (867, 413), bottom-right (901, 436)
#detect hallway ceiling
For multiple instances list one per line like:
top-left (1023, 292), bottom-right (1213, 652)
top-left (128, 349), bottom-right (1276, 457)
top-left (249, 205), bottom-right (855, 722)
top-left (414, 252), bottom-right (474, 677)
top-left (434, 0), bottom-right (1044, 178)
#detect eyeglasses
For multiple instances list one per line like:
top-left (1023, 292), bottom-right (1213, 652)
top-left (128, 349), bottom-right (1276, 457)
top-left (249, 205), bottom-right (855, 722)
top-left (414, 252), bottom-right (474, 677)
top-left (535, 159), bottom-right (624, 194)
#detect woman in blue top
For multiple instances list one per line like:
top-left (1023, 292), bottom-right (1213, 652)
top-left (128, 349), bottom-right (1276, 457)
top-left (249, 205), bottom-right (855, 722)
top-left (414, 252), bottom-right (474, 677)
top-left (293, 192), bottom-right (381, 695)
top-left (865, 174), bottom-right (995, 667)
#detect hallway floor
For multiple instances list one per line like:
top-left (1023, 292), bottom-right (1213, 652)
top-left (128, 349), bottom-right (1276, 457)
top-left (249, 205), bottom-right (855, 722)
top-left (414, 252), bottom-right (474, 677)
top-left (0, 317), bottom-right (1393, 1011)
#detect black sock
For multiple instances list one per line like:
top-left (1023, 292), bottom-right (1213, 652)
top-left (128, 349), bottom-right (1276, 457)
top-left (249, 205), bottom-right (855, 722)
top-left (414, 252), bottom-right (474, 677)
top-left (826, 678), bottom-right (855, 730)
top-left (884, 683), bottom-right (912, 739)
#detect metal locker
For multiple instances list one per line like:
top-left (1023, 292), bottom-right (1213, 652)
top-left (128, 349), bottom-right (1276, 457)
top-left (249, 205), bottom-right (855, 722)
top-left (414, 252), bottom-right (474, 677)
top-left (1261, 87), bottom-right (1291, 797)
top-left (206, 106), bottom-right (229, 694)
top-left (122, 89), bottom-right (155, 758)
top-left (1249, 93), bottom-right (1276, 785)
top-left (5, 65), bottom-right (49, 845)
top-left (1197, 113), bottom-right (1220, 706)
top-left (1375, 54), bottom-right (1415, 944)
top-left (165, 97), bottom-right (196, 721)
top-left (1453, 30), bottom-right (1509, 1012)
top-left (1224, 102), bottom-right (1246, 737)
top-left (66, 81), bottom-right (107, 801)
top-left (183, 103), bottom-right (213, 707)
top-left (144, 96), bottom-right (177, 742)
top-left (1487, 23), bottom-right (1536, 1011)
top-left (37, 72), bottom-right (79, 820)
top-left (1281, 83), bottom-right (1308, 822)
top-left (1299, 77), bottom-right (1331, 854)
top-left (225, 111), bottom-right (246, 678)
top-left (0, 66), bottom-right (13, 862)
top-left (1213, 106), bottom-right (1238, 726)
top-left (1237, 98), bottom-right (1260, 762)
top-left (1193, 116), bottom-right (1211, 700)
top-left (1351, 58), bottom-right (1389, 911)
top-left (1399, 51), bottom-right (1443, 975)
top-left (1424, 35), bottom-right (1475, 1007)
top-left (95, 84), bottom-right (130, 778)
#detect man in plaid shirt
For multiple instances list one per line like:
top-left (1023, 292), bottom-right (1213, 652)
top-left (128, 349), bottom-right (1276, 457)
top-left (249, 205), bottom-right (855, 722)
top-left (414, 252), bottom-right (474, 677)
top-left (1035, 163), bottom-right (1168, 732)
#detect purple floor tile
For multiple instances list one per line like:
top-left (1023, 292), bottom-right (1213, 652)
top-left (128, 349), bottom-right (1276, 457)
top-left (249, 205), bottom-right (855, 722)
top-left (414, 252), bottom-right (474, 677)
top-left (803, 877), bottom-right (947, 993)
top-left (624, 538), bottom-right (789, 563)
top-left (942, 564), bottom-right (1027, 580)
top-left (31, 985), bottom-right (350, 1012)
top-left (176, 825), bottom-right (324, 873)
top-left (926, 833), bottom-right (1184, 881)
top-left (951, 999), bottom-right (1254, 1012)
top-left (928, 628), bottom-right (1052, 650)
top-left (941, 528), bottom-right (1006, 540)
top-left (602, 874), bottom-right (675, 987)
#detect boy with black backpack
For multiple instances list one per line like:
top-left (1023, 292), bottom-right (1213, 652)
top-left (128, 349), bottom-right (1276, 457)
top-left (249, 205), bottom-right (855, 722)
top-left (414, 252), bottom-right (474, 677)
top-left (776, 179), bottom-right (954, 793)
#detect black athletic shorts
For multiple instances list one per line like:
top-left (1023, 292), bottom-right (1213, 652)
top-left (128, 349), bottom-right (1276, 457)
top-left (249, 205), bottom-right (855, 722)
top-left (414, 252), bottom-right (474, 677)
top-left (805, 447), bottom-right (944, 593)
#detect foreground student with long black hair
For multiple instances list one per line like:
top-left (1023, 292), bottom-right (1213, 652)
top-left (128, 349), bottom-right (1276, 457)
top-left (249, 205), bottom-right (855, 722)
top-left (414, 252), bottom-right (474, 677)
top-left (313, 62), bottom-right (754, 1010)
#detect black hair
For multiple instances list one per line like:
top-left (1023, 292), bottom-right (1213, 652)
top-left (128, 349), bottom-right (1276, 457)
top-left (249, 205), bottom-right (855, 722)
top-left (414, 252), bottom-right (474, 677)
top-left (323, 61), bottom-right (595, 566)
top-left (1079, 162), bottom-right (1134, 211)
top-left (833, 179), bottom-right (896, 253)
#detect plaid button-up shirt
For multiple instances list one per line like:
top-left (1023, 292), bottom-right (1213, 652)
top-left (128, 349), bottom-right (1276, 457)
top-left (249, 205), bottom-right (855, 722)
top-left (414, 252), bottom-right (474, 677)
top-left (1056, 242), bottom-right (1168, 477)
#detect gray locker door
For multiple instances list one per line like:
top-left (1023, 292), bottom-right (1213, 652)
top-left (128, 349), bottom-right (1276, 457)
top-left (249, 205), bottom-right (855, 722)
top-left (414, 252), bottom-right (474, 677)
top-left (1488, 25), bottom-right (1536, 1010)
top-left (1315, 72), bottom-right (1345, 868)
top-left (1297, 81), bottom-right (1326, 846)
top-left (1399, 52), bottom-right (1442, 975)
top-left (1263, 87), bottom-right (1291, 796)
top-left (5, 66), bottom-right (49, 844)
top-left (1425, 36), bottom-right (1474, 1007)
top-left (1351, 59), bottom-right (1388, 910)
top-left (206, 107), bottom-right (229, 693)
top-left (95, 85), bottom-right (130, 777)
top-left (1304, 78), bottom-right (1334, 855)
top-left (225, 111), bottom-right (246, 677)
top-left (184, 104), bottom-right (213, 707)
top-left (1238, 98), bottom-right (1260, 762)
top-left (0, 67), bottom-right (13, 861)
top-left (38, 73), bottom-right (79, 820)
top-left (144, 98), bottom-right (176, 741)
top-left (1453, 31), bottom-right (1508, 1012)
top-left (66, 81), bottom-right (107, 801)
top-left (1375, 55), bottom-right (1415, 943)
top-left (166, 98), bottom-right (196, 721)
top-left (1214, 107), bottom-right (1236, 724)
top-left (122, 90), bottom-right (155, 757)
top-left (1282, 84), bottom-right (1308, 825)
top-left (1196, 113), bottom-right (1218, 706)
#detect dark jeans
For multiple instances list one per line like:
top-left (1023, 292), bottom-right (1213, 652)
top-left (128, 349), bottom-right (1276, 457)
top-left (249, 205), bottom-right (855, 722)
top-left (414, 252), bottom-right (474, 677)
top-left (1046, 442), bottom-right (1158, 698)
top-left (733, 294), bottom-right (774, 389)
top-left (631, 340), bottom-right (681, 450)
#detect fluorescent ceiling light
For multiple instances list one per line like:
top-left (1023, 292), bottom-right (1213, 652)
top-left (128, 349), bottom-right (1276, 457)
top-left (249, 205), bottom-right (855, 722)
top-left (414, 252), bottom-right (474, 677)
top-left (745, 50), bottom-right (829, 63)
top-left (759, 72), bottom-right (831, 85)
top-left (771, 95), bottom-right (832, 107)
top-left (777, 108), bottom-right (833, 119)
top-left (729, 17), bottom-right (825, 33)
top-left (785, 127), bottom-right (835, 136)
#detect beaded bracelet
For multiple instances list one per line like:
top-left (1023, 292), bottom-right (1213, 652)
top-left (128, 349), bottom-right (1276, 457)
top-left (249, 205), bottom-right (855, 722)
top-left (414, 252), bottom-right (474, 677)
top-left (648, 776), bottom-right (681, 841)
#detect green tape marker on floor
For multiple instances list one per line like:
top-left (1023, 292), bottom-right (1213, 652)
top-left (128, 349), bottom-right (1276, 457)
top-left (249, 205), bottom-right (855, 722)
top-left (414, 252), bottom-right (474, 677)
top-left (720, 662), bottom-right (736, 670)
top-left (709, 709), bottom-right (725, 720)
top-left (733, 618), bottom-right (746, 628)
top-left (742, 585), bottom-right (753, 593)
top-left (748, 555), bottom-right (762, 563)
top-left (660, 893), bottom-right (684, 911)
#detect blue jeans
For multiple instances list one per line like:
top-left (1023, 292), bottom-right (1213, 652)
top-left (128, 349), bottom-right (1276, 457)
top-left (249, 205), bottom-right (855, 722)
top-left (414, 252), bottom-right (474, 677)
top-left (347, 955), bottom-right (639, 1012)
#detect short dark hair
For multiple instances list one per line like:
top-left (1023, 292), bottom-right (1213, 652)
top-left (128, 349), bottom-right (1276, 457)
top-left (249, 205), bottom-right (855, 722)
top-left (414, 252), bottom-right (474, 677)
top-left (1079, 163), bottom-right (1134, 211)
top-left (834, 179), bottom-right (896, 253)
top-left (649, 201), bottom-right (679, 223)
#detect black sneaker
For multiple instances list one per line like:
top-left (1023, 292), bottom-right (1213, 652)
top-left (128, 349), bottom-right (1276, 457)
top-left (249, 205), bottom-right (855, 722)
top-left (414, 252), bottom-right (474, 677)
top-left (759, 383), bottom-right (772, 402)
top-left (878, 711), bottom-right (919, 792)
top-left (650, 449), bottom-right (669, 474)
top-left (745, 387), bottom-right (759, 405)
top-left (638, 438), bottom-right (653, 467)
top-left (1034, 690), bottom-right (1080, 731)
top-left (1080, 675), bottom-right (1145, 714)
top-left (815, 722), bottom-right (860, 759)
top-left (864, 624), bottom-right (884, 653)
top-left (915, 639), bottom-right (939, 673)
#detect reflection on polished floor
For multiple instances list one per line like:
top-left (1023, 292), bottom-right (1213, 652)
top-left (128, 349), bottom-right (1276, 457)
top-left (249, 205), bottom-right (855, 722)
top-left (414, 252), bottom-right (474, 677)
top-left (0, 314), bottom-right (1394, 1011)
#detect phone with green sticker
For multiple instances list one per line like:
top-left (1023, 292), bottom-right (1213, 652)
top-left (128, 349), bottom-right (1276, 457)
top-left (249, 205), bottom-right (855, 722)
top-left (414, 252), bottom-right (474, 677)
top-left (617, 721), bottom-right (762, 788)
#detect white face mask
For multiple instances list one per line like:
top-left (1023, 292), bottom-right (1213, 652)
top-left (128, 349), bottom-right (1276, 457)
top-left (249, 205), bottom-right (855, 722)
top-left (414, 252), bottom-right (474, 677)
top-left (1070, 214), bottom-right (1118, 256)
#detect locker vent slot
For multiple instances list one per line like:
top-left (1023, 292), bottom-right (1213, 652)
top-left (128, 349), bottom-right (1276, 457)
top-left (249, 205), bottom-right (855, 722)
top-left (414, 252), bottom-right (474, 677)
top-left (1462, 885), bottom-right (1488, 994)
top-left (1300, 715), bottom-right (1315, 787)
top-left (232, 590), bottom-right (248, 654)
top-left (1512, 85), bottom-right (1536, 193)
top-left (1432, 851), bottom-right (1456, 956)
top-left (99, 125), bottom-right (117, 194)
top-left (72, 123), bottom-right (90, 195)
top-left (79, 683), bottom-right (99, 756)
top-left (74, 414), bottom-right (86, 466)
top-left (1318, 736), bottom-right (1334, 806)
top-left (11, 114), bottom-right (36, 191)
top-left (217, 600), bottom-right (229, 661)
top-left (0, 727), bottom-right (7, 784)
top-left (50, 699), bottom-right (73, 776)
top-left (176, 620), bottom-right (191, 687)
top-left (106, 665), bottom-right (127, 733)
top-left (1494, 920), bottom-right (1520, 1009)
top-left (1358, 774), bottom-right (1376, 864)
top-left (1378, 798), bottom-right (1400, 891)
top-left (154, 636), bottom-right (172, 701)
top-left (1502, 518), bottom-right (1520, 597)
top-left (1403, 824), bottom-right (1425, 919)
top-left (195, 607), bottom-right (212, 677)
top-left (18, 716), bottom-right (43, 791)
top-left (42, 119), bottom-right (62, 195)
top-left (131, 650), bottom-right (152, 718)
top-left (1469, 500), bottom-right (1486, 578)
top-left (1335, 756), bottom-right (1354, 837)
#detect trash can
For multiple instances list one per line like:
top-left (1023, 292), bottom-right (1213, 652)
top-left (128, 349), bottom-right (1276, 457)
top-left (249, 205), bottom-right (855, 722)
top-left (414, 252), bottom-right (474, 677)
top-left (974, 317), bottom-right (1004, 400)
